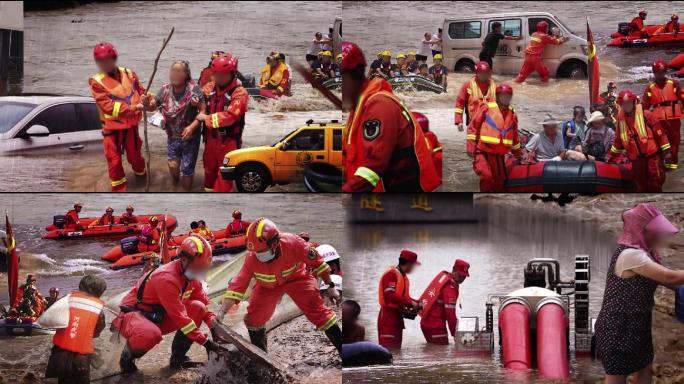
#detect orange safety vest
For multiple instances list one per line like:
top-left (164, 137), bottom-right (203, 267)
top-left (646, 80), bottom-right (683, 121)
top-left (471, 101), bottom-right (520, 155)
top-left (259, 64), bottom-right (270, 88)
top-left (90, 67), bottom-right (142, 130)
top-left (378, 267), bottom-right (410, 309)
top-left (52, 292), bottom-right (104, 354)
top-left (465, 78), bottom-right (496, 118)
top-left (612, 104), bottom-right (667, 159)
top-left (344, 79), bottom-right (440, 192)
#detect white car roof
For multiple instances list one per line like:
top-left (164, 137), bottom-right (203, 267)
top-left (445, 11), bottom-right (556, 22)
top-left (0, 95), bottom-right (93, 105)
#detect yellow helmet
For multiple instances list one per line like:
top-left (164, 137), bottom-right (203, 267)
top-left (407, 51), bottom-right (416, 56)
top-left (381, 50), bottom-right (392, 57)
top-left (396, 54), bottom-right (406, 59)
top-left (336, 53), bottom-right (342, 59)
top-left (434, 53), bottom-right (443, 60)
top-left (320, 50), bottom-right (332, 57)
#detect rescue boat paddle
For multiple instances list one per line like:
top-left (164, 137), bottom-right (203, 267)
top-left (290, 61), bottom-right (342, 110)
top-left (142, 27), bottom-right (175, 192)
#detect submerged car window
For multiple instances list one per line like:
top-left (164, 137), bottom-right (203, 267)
top-left (0, 101), bottom-right (36, 134)
top-left (289, 129), bottom-right (325, 151)
top-left (23, 103), bottom-right (78, 135)
top-left (332, 130), bottom-right (342, 151)
top-left (75, 103), bottom-right (102, 131)
top-left (448, 21), bottom-right (481, 39)
top-left (529, 17), bottom-right (558, 36)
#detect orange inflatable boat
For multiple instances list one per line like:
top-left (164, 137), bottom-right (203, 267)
top-left (43, 214), bottom-right (177, 240)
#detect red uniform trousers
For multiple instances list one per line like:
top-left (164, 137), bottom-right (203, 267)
top-left (515, 55), bottom-right (550, 83)
top-left (377, 307), bottom-right (404, 348)
top-left (662, 119), bottom-right (682, 167)
top-left (103, 126), bottom-right (146, 192)
top-left (631, 155), bottom-right (665, 192)
top-left (203, 135), bottom-right (237, 192)
top-left (473, 152), bottom-right (507, 192)
top-left (421, 325), bottom-right (450, 345)
top-left (244, 276), bottom-right (334, 330)
top-left (114, 299), bottom-right (208, 353)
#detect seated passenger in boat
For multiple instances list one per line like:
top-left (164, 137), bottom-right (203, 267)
top-left (566, 111), bottom-right (616, 162)
top-left (416, 64), bottom-right (434, 82)
top-left (523, 115), bottom-right (568, 162)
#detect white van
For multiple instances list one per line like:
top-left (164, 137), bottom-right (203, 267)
top-left (442, 12), bottom-right (587, 78)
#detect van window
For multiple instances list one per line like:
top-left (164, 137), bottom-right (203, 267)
top-left (490, 19), bottom-right (522, 37)
top-left (528, 17), bottom-right (559, 35)
top-left (332, 129), bottom-right (342, 151)
top-left (21, 103), bottom-right (78, 136)
top-left (448, 21), bottom-right (481, 39)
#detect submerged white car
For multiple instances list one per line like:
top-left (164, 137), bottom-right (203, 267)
top-left (0, 95), bottom-right (102, 155)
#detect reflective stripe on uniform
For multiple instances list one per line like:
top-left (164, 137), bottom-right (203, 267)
top-left (466, 134), bottom-right (477, 141)
top-left (661, 143), bottom-right (671, 151)
top-left (112, 101), bottom-right (122, 118)
top-left (224, 290), bottom-right (245, 300)
top-left (211, 113), bottom-right (219, 129)
top-left (317, 314), bottom-right (338, 332)
top-left (479, 135), bottom-right (513, 145)
top-left (531, 36), bottom-right (542, 43)
top-left (134, 169), bottom-right (146, 176)
top-left (180, 320), bottom-right (197, 335)
top-left (254, 272), bottom-right (276, 282)
top-left (281, 264), bottom-right (297, 277)
top-left (431, 333), bottom-right (449, 338)
top-left (434, 146), bottom-right (443, 153)
top-left (313, 262), bottom-right (330, 275)
top-left (111, 177), bottom-right (127, 187)
top-left (455, 107), bottom-right (464, 113)
top-left (610, 145), bottom-right (621, 154)
top-left (353, 166), bottom-right (380, 187)
top-left (666, 163), bottom-right (679, 169)
top-left (204, 187), bottom-right (214, 192)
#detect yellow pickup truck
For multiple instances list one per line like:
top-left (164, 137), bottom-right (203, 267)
top-left (220, 120), bottom-right (344, 192)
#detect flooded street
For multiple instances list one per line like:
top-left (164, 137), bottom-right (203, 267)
top-left (8, 1), bottom-right (342, 192)
top-left (344, 200), bottom-right (617, 383)
top-left (343, 1), bottom-right (684, 191)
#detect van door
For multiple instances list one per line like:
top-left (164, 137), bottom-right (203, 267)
top-left (488, 18), bottom-right (525, 75)
top-left (274, 128), bottom-right (327, 181)
top-left (9, 103), bottom-right (80, 155)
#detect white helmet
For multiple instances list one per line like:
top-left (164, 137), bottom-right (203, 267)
top-left (316, 244), bottom-right (340, 263)
top-left (320, 274), bottom-right (342, 291)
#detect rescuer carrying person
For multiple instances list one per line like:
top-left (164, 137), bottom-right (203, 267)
top-left (218, 218), bottom-right (342, 353)
top-left (340, 41), bottom-right (440, 192)
top-left (113, 236), bottom-right (222, 373)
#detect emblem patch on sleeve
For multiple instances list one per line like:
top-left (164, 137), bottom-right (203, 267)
top-left (308, 247), bottom-right (318, 260)
top-left (363, 119), bottom-right (381, 141)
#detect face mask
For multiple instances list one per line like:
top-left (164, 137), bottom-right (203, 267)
top-left (183, 270), bottom-right (195, 280)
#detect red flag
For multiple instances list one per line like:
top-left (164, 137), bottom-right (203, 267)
top-left (587, 19), bottom-right (600, 105)
top-left (6, 213), bottom-right (19, 308)
top-left (160, 215), bottom-right (170, 264)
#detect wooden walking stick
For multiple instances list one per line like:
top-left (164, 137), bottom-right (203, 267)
top-left (142, 27), bottom-right (175, 192)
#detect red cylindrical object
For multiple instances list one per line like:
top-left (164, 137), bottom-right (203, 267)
top-left (499, 302), bottom-right (531, 370)
top-left (536, 302), bottom-right (569, 380)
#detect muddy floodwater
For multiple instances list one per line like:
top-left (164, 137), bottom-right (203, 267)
top-left (343, 1), bottom-right (684, 191)
top-left (344, 200), bottom-right (616, 383)
top-left (7, 1), bottom-right (342, 192)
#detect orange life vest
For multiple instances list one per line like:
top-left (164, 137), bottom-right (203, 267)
top-left (90, 67), bottom-right (142, 130)
top-left (344, 79), bottom-right (440, 192)
top-left (646, 80), bottom-right (683, 121)
top-left (466, 78), bottom-right (496, 118)
top-left (614, 104), bottom-right (664, 159)
top-left (472, 101), bottom-right (519, 155)
top-left (52, 292), bottom-right (104, 354)
top-left (378, 267), bottom-right (410, 309)
top-left (417, 271), bottom-right (453, 317)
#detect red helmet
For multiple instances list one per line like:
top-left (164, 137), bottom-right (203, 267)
top-left (618, 90), bottom-right (637, 103)
top-left (673, 13), bottom-right (679, 21)
top-left (93, 42), bottom-right (117, 60)
top-left (211, 54), bottom-right (238, 74)
top-left (246, 218), bottom-right (280, 254)
top-left (49, 287), bottom-right (59, 295)
top-left (26, 274), bottom-right (36, 283)
top-left (341, 41), bottom-right (367, 71)
top-left (74, 202), bottom-right (83, 208)
top-left (639, 10), bottom-right (648, 17)
top-left (652, 59), bottom-right (667, 73)
top-left (536, 21), bottom-right (549, 33)
top-left (126, 205), bottom-right (134, 212)
top-left (412, 112), bottom-right (430, 132)
top-left (106, 207), bottom-right (114, 213)
top-left (496, 83), bottom-right (513, 95)
top-left (179, 236), bottom-right (213, 268)
top-left (149, 216), bottom-right (159, 224)
top-left (475, 61), bottom-right (491, 73)
top-left (232, 210), bottom-right (242, 220)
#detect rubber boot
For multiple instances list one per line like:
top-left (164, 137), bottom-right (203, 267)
top-left (248, 329), bottom-right (268, 352)
top-left (170, 331), bottom-right (203, 369)
top-left (119, 344), bottom-right (145, 374)
top-left (324, 324), bottom-right (343, 353)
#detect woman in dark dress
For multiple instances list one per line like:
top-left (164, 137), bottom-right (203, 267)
top-left (595, 203), bottom-right (684, 384)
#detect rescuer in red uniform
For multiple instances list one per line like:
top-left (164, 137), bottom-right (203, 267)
top-left (467, 83), bottom-right (522, 192)
top-left (64, 202), bottom-right (84, 230)
top-left (113, 236), bottom-right (222, 373)
top-left (119, 205), bottom-right (138, 224)
top-left (630, 10), bottom-right (649, 36)
top-left (420, 259), bottom-right (470, 345)
top-left (90, 207), bottom-right (116, 227)
top-left (454, 61), bottom-right (497, 131)
top-left (413, 112), bottom-right (443, 184)
top-left (340, 41), bottom-right (440, 192)
top-left (226, 209), bottom-right (250, 236)
top-left (606, 90), bottom-right (672, 192)
top-left (88, 42), bottom-right (147, 192)
top-left (196, 54), bottom-right (249, 192)
top-left (218, 218), bottom-right (342, 352)
top-left (514, 21), bottom-right (569, 84)
top-left (642, 59), bottom-right (684, 170)
top-left (377, 250), bottom-right (422, 349)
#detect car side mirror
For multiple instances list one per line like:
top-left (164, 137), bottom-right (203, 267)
top-left (25, 125), bottom-right (50, 138)
top-left (281, 141), bottom-right (290, 150)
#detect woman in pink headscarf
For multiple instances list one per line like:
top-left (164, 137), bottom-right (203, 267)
top-left (595, 203), bottom-right (684, 384)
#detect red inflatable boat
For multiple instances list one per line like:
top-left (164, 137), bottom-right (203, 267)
top-left (504, 161), bottom-right (634, 193)
top-left (109, 235), bottom-right (246, 270)
top-left (609, 25), bottom-right (684, 47)
top-left (42, 214), bottom-right (177, 240)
